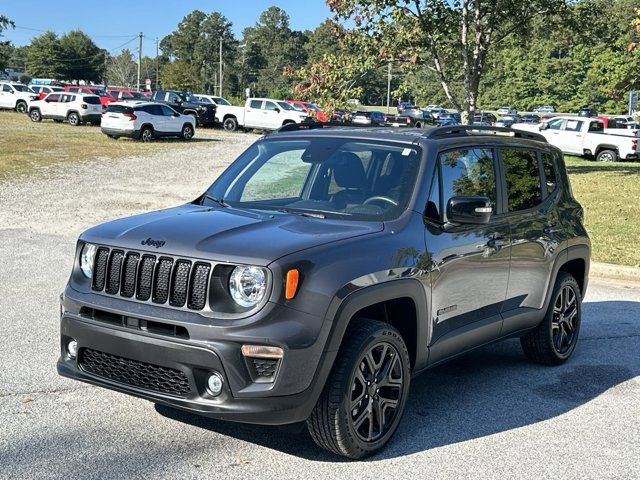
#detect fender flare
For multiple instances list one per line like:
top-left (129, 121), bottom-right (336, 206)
top-left (541, 244), bottom-right (590, 314)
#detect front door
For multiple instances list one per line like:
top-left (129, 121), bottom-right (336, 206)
top-left (0, 83), bottom-right (13, 108)
top-left (262, 100), bottom-right (283, 129)
top-left (558, 118), bottom-right (584, 154)
top-left (425, 146), bottom-right (511, 364)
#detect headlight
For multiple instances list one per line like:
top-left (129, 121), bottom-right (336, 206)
top-left (79, 243), bottom-right (97, 278)
top-left (229, 266), bottom-right (267, 308)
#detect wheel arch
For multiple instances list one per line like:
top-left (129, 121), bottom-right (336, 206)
top-left (543, 245), bottom-right (590, 311)
top-left (594, 144), bottom-right (619, 156)
top-left (66, 109), bottom-right (80, 119)
top-left (323, 279), bottom-right (429, 373)
top-left (223, 113), bottom-right (237, 122)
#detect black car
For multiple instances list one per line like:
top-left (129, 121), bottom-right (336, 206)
top-left (58, 124), bottom-right (590, 459)
top-left (521, 113), bottom-right (541, 124)
top-left (151, 90), bottom-right (216, 127)
top-left (385, 108), bottom-right (434, 128)
top-left (578, 106), bottom-right (597, 117)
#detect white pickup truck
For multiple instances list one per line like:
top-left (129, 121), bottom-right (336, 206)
top-left (514, 116), bottom-right (638, 162)
top-left (193, 95), bottom-right (308, 131)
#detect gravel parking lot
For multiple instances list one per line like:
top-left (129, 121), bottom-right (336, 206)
top-left (0, 131), bottom-right (638, 479)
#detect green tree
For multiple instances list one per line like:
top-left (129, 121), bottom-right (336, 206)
top-left (161, 10), bottom-right (238, 94)
top-left (0, 15), bottom-right (14, 70)
top-left (242, 6), bottom-right (308, 97)
top-left (159, 60), bottom-right (199, 90)
top-left (26, 32), bottom-right (65, 78)
top-left (327, 0), bottom-right (567, 123)
top-left (58, 30), bottom-right (105, 82)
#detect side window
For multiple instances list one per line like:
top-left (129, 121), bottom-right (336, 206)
top-left (501, 148), bottom-right (543, 211)
top-left (541, 153), bottom-right (558, 196)
top-left (588, 121), bottom-right (604, 132)
top-left (2, 84), bottom-right (11, 92)
top-left (160, 105), bottom-right (175, 116)
top-left (68, 87), bottom-right (79, 93)
top-left (564, 119), bottom-right (583, 132)
top-left (47, 94), bottom-right (61, 102)
top-left (249, 100), bottom-right (262, 109)
top-left (547, 119), bottom-right (563, 130)
top-left (439, 148), bottom-right (497, 221)
top-left (168, 93), bottom-right (180, 102)
top-left (263, 101), bottom-right (279, 111)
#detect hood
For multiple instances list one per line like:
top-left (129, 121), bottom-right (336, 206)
top-left (80, 204), bottom-right (383, 266)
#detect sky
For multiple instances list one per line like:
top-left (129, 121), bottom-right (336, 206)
top-left (1, 0), bottom-right (332, 57)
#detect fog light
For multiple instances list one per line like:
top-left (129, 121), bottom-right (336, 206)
top-left (67, 340), bottom-right (78, 359)
top-left (207, 372), bottom-right (224, 396)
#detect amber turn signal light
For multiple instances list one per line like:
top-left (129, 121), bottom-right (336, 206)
top-left (285, 269), bottom-right (299, 300)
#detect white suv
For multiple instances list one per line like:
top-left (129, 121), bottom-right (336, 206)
top-left (100, 101), bottom-right (195, 141)
top-left (0, 82), bottom-right (38, 113)
top-left (28, 93), bottom-right (103, 125)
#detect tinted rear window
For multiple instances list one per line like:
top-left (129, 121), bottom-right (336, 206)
top-left (84, 96), bottom-right (102, 105)
top-left (106, 105), bottom-right (133, 114)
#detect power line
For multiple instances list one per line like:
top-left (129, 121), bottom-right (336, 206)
top-left (14, 25), bottom-right (136, 38)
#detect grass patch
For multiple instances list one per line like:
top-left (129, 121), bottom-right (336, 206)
top-left (0, 110), bottom-right (212, 179)
top-left (565, 156), bottom-right (640, 266)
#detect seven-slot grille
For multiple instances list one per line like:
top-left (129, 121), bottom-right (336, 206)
top-left (91, 247), bottom-right (211, 311)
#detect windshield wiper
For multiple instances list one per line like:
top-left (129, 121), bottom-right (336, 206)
top-left (278, 208), bottom-right (326, 219)
top-left (202, 194), bottom-right (229, 208)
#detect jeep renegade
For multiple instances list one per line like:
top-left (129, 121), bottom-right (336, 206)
top-left (58, 124), bottom-right (590, 458)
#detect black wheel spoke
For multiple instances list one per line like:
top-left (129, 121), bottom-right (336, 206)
top-left (349, 340), bottom-right (405, 444)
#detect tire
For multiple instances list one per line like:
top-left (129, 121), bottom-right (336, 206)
top-left (68, 112), bottom-right (80, 126)
top-left (29, 109), bottom-right (42, 122)
top-left (106, 134), bottom-right (118, 140)
top-left (181, 123), bottom-right (194, 140)
top-left (596, 149), bottom-right (617, 162)
top-left (520, 272), bottom-right (582, 365)
top-left (415, 122), bottom-right (422, 128)
top-left (307, 318), bottom-right (411, 459)
top-left (223, 116), bottom-right (238, 132)
top-left (16, 101), bottom-right (27, 114)
top-left (282, 120), bottom-right (295, 128)
top-left (139, 126), bottom-right (154, 142)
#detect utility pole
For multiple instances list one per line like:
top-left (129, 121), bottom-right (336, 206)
top-left (386, 61), bottom-right (392, 113)
top-left (155, 37), bottom-right (159, 90)
top-left (136, 32), bottom-right (142, 92)
top-left (219, 37), bottom-right (223, 97)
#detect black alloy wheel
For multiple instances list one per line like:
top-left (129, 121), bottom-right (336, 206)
top-left (349, 342), bottom-right (403, 443)
top-left (551, 284), bottom-right (579, 355)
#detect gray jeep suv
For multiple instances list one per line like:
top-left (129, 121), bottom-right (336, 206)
top-left (58, 124), bottom-right (590, 458)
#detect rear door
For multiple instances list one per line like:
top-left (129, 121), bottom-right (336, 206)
top-left (159, 104), bottom-right (180, 132)
top-left (498, 146), bottom-right (563, 335)
top-left (559, 118), bottom-right (585, 154)
top-left (426, 146), bottom-right (511, 363)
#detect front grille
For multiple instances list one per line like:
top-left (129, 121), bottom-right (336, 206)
top-left (91, 247), bottom-right (211, 311)
top-left (79, 348), bottom-right (191, 397)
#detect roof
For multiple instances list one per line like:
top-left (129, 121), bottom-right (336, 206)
top-left (271, 123), bottom-right (549, 144)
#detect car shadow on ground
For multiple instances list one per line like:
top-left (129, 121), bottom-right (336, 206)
top-left (155, 300), bottom-right (640, 462)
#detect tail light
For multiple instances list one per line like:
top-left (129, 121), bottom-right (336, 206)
top-left (81, 104), bottom-right (88, 109)
top-left (124, 113), bottom-right (137, 121)
top-left (633, 139), bottom-right (637, 151)
top-left (406, 117), bottom-right (411, 124)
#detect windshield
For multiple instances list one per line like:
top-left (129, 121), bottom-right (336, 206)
top-left (205, 138), bottom-right (421, 221)
top-left (277, 101), bottom-right (295, 111)
top-left (212, 96), bottom-right (231, 106)
top-left (306, 103), bottom-right (321, 111)
top-left (289, 102), bottom-right (306, 112)
top-left (13, 84), bottom-right (34, 93)
top-left (89, 88), bottom-right (109, 96)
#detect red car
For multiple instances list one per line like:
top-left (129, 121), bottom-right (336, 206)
top-left (286, 99), bottom-right (328, 122)
top-left (106, 88), bottom-right (151, 101)
top-left (29, 85), bottom-right (65, 100)
top-left (64, 85), bottom-right (116, 107)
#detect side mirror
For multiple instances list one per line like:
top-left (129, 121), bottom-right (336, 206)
top-left (274, 108), bottom-right (280, 113)
top-left (446, 196), bottom-right (492, 225)
top-left (539, 123), bottom-right (549, 131)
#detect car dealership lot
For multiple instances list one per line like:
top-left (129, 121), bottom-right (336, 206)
top-left (0, 135), bottom-right (638, 479)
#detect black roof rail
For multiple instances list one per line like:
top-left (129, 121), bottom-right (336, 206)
top-left (422, 125), bottom-right (547, 143)
top-left (273, 121), bottom-right (389, 134)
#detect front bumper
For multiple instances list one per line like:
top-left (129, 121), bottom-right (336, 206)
top-left (196, 110), bottom-right (216, 127)
top-left (57, 287), bottom-right (331, 425)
